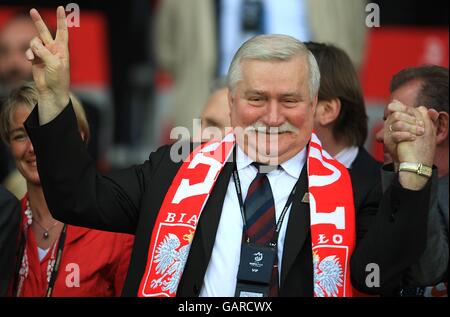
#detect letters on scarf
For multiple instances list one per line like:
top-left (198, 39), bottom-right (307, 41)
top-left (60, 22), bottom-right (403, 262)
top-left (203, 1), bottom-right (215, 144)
top-left (138, 132), bottom-right (355, 297)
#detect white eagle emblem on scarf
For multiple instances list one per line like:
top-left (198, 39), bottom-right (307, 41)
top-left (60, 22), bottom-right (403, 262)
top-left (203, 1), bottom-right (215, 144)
top-left (150, 232), bottom-right (193, 294)
top-left (313, 251), bottom-right (344, 297)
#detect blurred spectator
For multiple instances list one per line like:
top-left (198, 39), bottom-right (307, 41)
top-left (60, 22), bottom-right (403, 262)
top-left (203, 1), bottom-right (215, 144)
top-left (376, 65), bottom-right (448, 297)
top-left (0, 11), bottom-right (35, 94)
top-left (306, 42), bottom-right (368, 160)
top-left (306, 0), bottom-right (368, 69)
top-left (0, 11), bottom-right (37, 186)
top-left (0, 185), bottom-right (20, 296)
top-left (155, 0), bottom-right (216, 136)
top-left (198, 77), bottom-right (230, 141)
top-left (306, 42), bottom-right (381, 213)
top-left (217, 0), bottom-right (368, 75)
top-left (0, 83), bottom-right (135, 297)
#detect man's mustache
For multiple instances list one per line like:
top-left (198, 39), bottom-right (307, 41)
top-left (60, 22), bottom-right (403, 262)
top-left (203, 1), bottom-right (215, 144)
top-left (244, 121), bottom-right (299, 134)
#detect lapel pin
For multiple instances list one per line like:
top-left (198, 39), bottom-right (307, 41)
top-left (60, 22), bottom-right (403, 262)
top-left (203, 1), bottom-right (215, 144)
top-left (301, 192), bottom-right (309, 204)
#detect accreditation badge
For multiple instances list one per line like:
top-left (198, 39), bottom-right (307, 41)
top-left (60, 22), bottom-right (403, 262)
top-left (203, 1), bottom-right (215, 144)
top-left (235, 243), bottom-right (277, 297)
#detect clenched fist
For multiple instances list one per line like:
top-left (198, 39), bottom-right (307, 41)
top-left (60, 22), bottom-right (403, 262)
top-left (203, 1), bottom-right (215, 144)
top-left (384, 100), bottom-right (439, 190)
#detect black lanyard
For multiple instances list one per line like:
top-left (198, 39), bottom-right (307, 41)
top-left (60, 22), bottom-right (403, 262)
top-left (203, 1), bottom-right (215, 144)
top-left (45, 224), bottom-right (67, 297)
top-left (232, 162), bottom-right (300, 247)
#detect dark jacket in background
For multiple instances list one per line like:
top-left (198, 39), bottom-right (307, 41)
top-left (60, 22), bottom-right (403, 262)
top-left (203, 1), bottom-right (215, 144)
top-left (382, 166), bottom-right (448, 288)
top-left (0, 186), bottom-right (20, 296)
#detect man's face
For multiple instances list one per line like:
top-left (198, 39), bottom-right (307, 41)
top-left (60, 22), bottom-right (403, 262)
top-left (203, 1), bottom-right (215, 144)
top-left (0, 18), bottom-right (37, 93)
top-left (200, 87), bottom-right (231, 141)
top-left (376, 80), bottom-right (422, 163)
top-left (229, 55), bottom-right (317, 164)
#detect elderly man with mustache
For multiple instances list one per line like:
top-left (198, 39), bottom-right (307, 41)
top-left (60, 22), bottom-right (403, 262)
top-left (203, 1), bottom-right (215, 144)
top-left (23, 7), bottom-right (434, 297)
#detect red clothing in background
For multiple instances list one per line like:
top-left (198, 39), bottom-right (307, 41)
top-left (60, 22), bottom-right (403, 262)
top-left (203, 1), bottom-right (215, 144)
top-left (17, 197), bottom-right (135, 297)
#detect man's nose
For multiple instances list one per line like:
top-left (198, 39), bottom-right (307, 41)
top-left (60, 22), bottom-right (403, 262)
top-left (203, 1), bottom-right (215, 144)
top-left (375, 127), bottom-right (384, 143)
top-left (263, 100), bottom-right (284, 126)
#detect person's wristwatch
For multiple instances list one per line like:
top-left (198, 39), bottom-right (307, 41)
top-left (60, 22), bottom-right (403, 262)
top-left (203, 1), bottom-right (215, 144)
top-left (399, 162), bottom-right (432, 178)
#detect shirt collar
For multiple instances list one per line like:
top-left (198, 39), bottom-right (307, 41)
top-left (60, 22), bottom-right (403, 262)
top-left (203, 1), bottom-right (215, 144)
top-left (235, 144), bottom-right (306, 179)
top-left (334, 146), bottom-right (359, 168)
top-left (236, 144), bottom-right (254, 171)
top-left (280, 148), bottom-right (306, 179)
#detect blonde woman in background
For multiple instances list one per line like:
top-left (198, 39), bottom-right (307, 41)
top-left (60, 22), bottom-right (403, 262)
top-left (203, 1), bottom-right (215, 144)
top-left (0, 83), bottom-right (135, 297)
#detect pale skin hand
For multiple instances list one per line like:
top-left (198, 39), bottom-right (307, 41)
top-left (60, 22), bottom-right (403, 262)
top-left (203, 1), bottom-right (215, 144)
top-left (385, 100), bottom-right (439, 190)
top-left (26, 6), bottom-right (70, 125)
top-left (384, 100), bottom-right (424, 165)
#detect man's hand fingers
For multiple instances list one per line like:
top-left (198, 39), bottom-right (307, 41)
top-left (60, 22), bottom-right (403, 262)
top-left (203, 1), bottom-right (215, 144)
top-left (29, 8), bottom-right (54, 45)
top-left (391, 131), bottom-right (416, 144)
top-left (55, 6), bottom-right (68, 44)
top-left (387, 100), bottom-right (421, 122)
top-left (387, 100), bottom-right (408, 115)
top-left (390, 121), bottom-right (425, 136)
top-left (25, 48), bottom-right (35, 61)
top-left (389, 110), bottom-right (419, 126)
top-left (30, 37), bottom-right (56, 65)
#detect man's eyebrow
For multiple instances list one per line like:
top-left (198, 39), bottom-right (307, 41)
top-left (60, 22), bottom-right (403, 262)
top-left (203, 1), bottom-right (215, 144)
top-left (244, 90), bottom-right (266, 96)
top-left (280, 92), bottom-right (302, 98)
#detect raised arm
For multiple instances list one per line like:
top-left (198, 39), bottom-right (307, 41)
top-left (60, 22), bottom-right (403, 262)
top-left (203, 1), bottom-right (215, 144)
top-left (24, 7), bottom-right (167, 234)
top-left (351, 102), bottom-right (436, 294)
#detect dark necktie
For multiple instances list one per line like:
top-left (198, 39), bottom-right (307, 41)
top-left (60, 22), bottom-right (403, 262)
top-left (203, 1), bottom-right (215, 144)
top-left (243, 162), bottom-right (279, 296)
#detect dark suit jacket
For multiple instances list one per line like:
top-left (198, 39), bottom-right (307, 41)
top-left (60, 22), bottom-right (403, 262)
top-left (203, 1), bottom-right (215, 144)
top-left (25, 104), bottom-right (432, 296)
top-left (0, 186), bottom-right (20, 296)
top-left (349, 147), bottom-right (382, 213)
top-left (382, 166), bottom-right (448, 287)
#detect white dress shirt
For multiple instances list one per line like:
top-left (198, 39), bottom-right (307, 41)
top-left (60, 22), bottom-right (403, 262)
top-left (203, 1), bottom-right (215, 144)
top-left (334, 146), bottom-right (359, 168)
top-left (199, 145), bottom-right (306, 297)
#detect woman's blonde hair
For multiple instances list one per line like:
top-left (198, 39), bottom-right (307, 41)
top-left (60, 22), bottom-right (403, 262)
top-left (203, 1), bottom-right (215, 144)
top-left (0, 82), bottom-right (90, 145)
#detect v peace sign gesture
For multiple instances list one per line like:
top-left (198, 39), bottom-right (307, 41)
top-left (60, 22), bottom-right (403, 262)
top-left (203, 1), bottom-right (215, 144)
top-left (26, 6), bottom-right (70, 124)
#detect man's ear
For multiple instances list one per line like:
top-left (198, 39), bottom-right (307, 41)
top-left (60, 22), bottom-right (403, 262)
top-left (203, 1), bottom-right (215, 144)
top-left (228, 89), bottom-right (234, 110)
top-left (436, 111), bottom-right (449, 145)
top-left (228, 89), bottom-right (235, 123)
top-left (315, 98), bottom-right (341, 126)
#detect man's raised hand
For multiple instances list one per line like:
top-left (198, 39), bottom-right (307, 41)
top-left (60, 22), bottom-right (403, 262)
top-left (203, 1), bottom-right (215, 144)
top-left (26, 6), bottom-right (70, 125)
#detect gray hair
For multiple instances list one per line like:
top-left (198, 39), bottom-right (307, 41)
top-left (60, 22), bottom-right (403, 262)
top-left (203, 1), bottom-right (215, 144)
top-left (227, 34), bottom-right (320, 99)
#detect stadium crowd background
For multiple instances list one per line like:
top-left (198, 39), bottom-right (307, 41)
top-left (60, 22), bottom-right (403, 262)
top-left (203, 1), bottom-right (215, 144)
top-left (0, 0), bottom-right (448, 196)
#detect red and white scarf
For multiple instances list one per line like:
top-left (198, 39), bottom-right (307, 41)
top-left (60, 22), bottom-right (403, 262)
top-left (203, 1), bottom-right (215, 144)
top-left (138, 132), bottom-right (355, 297)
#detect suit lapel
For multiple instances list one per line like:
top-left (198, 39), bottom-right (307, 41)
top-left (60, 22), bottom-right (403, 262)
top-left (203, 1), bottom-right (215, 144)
top-left (177, 159), bottom-right (234, 296)
top-left (198, 160), bottom-right (234, 257)
top-left (280, 164), bottom-right (310, 287)
top-left (348, 147), bottom-right (381, 210)
top-left (348, 149), bottom-right (366, 209)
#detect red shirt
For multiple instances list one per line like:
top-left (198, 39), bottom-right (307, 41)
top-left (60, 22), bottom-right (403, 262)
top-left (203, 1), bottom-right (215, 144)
top-left (17, 197), bottom-right (135, 297)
